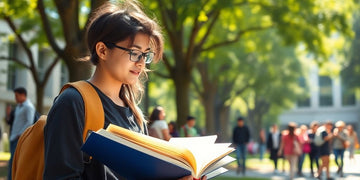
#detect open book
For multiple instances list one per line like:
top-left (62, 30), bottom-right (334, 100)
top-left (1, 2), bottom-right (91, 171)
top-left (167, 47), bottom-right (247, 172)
top-left (81, 124), bottom-right (235, 180)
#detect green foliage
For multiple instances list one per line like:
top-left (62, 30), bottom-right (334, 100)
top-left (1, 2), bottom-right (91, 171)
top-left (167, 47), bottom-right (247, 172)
top-left (341, 12), bottom-right (360, 89)
top-left (0, 0), bottom-right (37, 17)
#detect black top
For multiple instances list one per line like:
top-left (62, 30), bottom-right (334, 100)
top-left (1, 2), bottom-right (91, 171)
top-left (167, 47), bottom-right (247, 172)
top-left (43, 82), bottom-right (147, 180)
top-left (266, 132), bottom-right (281, 150)
top-left (232, 126), bottom-right (250, 145)
top-left (308, 132), bottom-right (319, 154)
top-left (318, 131), bottom-right (330, 156)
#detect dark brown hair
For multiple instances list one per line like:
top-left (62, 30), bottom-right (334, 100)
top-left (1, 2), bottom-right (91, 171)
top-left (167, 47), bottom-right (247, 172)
top-left (86, 1), bottom-right (164, 130)
top-left (287, 122), bottom-right (297, 137)
top-left (87, 1), bottom-right (163, 64)
top-left (148, 106), bottom-right (164, 126)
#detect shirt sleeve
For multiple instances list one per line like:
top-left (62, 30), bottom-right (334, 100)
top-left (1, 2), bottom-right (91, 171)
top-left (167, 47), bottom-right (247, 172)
top-left (159, 120), bottom-right (169, 130)
top-left (43, 88), bottom-right (85, 179)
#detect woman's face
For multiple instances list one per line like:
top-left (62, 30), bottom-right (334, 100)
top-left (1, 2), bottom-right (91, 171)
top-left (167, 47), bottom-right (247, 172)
top-left (159, 110), bottom-right (166, 120)
top-left (103, 33), bottom-right (150, 85)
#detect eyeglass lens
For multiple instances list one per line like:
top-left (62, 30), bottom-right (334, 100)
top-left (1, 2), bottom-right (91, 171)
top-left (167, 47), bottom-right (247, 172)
top-left (130, 50), bottom-right (154, 64)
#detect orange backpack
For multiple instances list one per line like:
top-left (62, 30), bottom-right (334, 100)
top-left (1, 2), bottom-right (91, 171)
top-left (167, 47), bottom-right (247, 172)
top-left (12, 81), bottom-right (105, 180)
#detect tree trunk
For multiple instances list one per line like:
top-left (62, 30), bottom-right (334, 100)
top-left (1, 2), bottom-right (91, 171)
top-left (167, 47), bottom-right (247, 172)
top-left (203, 92), bottom-right (216, 135)
top-left (218, 106), bottom-right (231, 142)
top-left (66, 57), bottom-right (93, 81)
top-left (35, 85), bottom-right (45, 114)
top-left (173, 70), bottom-right (191, 128)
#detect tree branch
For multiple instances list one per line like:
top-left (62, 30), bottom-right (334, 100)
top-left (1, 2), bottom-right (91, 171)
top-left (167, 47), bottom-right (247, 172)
top-left (37, 0), bottom-right (64, 57)
top-left (196, 10), bottom-right (221, 50)
top-left (202, 25), bottom-right (273, 51)
top-left (3, 16), bottom-right (39, 83)
top-left (156, 0), bottom-right (176, 43)
top-left (0, 56), bottom-right (30, 69)
top-left (161, 54), bottom-right (173, 75)
top-left (151, 71), bottom-right (171, 79)
top-left (41, 56), bottom-right (61, 87)
top-left (185, 14), bottom-right (200, 70)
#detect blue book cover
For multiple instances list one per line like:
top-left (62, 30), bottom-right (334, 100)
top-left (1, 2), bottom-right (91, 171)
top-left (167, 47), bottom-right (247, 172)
top-left (81, 130), bottom-right (192, 180)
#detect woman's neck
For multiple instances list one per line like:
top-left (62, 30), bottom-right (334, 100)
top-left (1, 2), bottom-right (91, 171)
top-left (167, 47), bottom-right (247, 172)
top-left (89, 71), bottom-right (125, 106)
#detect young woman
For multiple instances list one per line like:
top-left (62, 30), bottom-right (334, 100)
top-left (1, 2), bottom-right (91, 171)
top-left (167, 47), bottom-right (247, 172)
top-left (308, 121), bottom-right (320, 177)
top-left (43, 1), bottom-right (205, 180)
top-left (278, 122), bottom-right (300, 180)
top-left (317, 122), bottom-right (334, 180)
top-left (148, 106), bottom-right (172, 141)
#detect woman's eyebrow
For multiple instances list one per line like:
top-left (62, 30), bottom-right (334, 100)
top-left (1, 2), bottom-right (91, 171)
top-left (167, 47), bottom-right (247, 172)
top-left (131, 44), bottom-right (151, 51)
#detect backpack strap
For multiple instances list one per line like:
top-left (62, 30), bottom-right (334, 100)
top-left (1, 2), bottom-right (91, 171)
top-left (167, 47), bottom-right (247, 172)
top-left (60, 81), bottom-right (104, 142)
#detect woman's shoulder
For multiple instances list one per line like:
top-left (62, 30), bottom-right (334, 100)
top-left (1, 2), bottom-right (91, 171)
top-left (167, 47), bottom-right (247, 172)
top-left (51, 87), bottom-right (84, 110)
top-left (152, 119), bottom-right (168, 126)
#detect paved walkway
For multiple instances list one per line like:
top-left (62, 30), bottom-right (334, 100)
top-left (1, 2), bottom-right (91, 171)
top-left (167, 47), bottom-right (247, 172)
top-left (220, 153), bottom-right (360, 180)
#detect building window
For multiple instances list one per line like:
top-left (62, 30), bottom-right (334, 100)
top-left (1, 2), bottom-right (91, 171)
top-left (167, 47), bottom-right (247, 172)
top-left (319, 76), bottom-right (333, 106)
top-left (341, 76), bottom-right (356, 106)
top-left (7, 43), bottom-right (18, 90)
top-left (297, 77), bottom-right (310, 107)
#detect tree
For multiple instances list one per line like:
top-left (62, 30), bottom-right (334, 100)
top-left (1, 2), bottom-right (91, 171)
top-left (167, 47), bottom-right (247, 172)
top-left (37, 0), bottom-right (107, 81)
top-left (0, 0), bottom-right (61, 112)
top-left (0, 0), bottom-right (106, 112)
top-left (342, 12), bottom-right (360, 89)
top-left (194, 28), bottom-right (302, 140)
top-left (146, 0), bottom-right (356, 127)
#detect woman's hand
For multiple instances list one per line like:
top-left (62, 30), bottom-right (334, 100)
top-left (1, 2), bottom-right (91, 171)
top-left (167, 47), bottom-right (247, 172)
top-left (178, 175), bottom-right (207, 180)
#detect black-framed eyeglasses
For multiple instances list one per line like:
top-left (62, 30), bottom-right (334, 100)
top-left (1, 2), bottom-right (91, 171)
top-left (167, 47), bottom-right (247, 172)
top-left (105, 42), bottom-right (154, 64)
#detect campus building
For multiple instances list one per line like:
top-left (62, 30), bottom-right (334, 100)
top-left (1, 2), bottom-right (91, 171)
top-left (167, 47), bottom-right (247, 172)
top-left (279, 64), bottom-right (360, 130)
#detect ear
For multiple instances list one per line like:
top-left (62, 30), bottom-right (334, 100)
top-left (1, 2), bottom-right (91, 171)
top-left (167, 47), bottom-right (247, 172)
top-left (95, 42), bottom-right (108, 60)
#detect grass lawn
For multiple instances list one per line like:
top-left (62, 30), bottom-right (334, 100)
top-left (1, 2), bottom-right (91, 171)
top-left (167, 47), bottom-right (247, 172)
top-left (228, 151), bottom-right (339, 172)
top-left (213, 177), bottom-right (269, 180)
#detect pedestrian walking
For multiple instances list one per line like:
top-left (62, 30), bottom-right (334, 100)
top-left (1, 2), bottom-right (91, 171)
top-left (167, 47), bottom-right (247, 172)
top-left (347, 124), bottom-right (359, 164)
top-left (267, 124), bottom-right (281, 174)
top-left (278, 122), bottom-right (300, 180)
top-left (308, 121), bottom-right (320, 177)
top-left (8, 87), bottom-right (35, 180)
top-left (259, 128), bottom-right (266, 161)
top-left (316, 121), bottom-right (334, 180)
top-left (332, 120), bottom-right (348, 177)
top-left (297, 124), bottom-right (310, 177)
top-left (232, 117), bottom-right (250, 175)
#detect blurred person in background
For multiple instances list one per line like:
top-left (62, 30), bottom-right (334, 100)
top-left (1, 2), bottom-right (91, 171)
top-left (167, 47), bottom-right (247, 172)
top-left (8, 87), bottom-right (35, 180)
top-left (308, 121), bottom-right (320, 177)
top-left (168, 121), bottom-right (179, 137)
top-left (332, 120), bottom-right (348, 177)
top-left (148, 106), bottom-right (172, 141)
top-left (259, 128), bottom-right (266, 161)
top-left (278, 122), bottom-right (300, 180)
top-left (267, 124), bottom-right (281, 174)
top-left (297, 124), bottom-right (310, 177)
top-left (347, 125), bottom-right (359, 164)
top-left (180, 116), bottom-right (199, 137)
top-left (316, 121), bottom-right (334, 180)
top-left (232, 116), bottom-right (250, 175)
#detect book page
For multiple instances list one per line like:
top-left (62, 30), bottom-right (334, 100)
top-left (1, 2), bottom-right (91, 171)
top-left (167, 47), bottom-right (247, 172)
top-left (205, 167), bottom-right (229, 179)
top-left (202, 155), bottom-right (235, 175)
top-left (97, 130), bottom-right (193, 172)
top-left (106, 124), bottom-right (197, 173)
top-left (169, 136), bottom-right (234, 177)
top-left (169, 135), bottom-right (218, 145)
